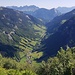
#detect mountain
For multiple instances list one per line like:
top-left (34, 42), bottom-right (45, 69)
top-left (1, 6), bottom-right (75, 62)
top-left (0, 7), bottom-right (46, 61)
top-left (26, 8), bottom-right (61, 23)
top-left (7, 5), bottom-right (39, 12)
top-left (47, 9), bottom-right (75, 33)
top-left (7, 6), bottom-right (61, 23)
top-left (57, 6), bottom-right (75, 14)
top-left (38, 9), bottom-right (75, 61)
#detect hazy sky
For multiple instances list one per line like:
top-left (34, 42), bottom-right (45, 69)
top-left (0, 0), bottom-right (75, 9)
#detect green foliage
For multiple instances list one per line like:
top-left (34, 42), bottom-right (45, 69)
top-left (22, 70), bottom-right (37, 75)
top-left (0, 57), bottom-right (37, 75)
top-left (1, 47), bottom-right (75, 75)
top-left (61, 20), bottom-right (67, 24)
top-left (0, 67), bottom-right (7, 75)
top-left (7, 69), bottom-right (21, 75)
top-left (0, 68), bottom-right (37, 75)
top-left (37, 47), bottom-right (75, 75)
top-left (0, 58), bottom-right (19, 69)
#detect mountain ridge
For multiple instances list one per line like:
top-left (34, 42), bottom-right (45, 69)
top-left (0, 7), bottom-right (46, 62)
top-left (38, 9), bottom-right (75, 61)
top-left (6, 6), bottom-right (61, 23)
top-left (7, 5), bottom-right (39, 11)
top-left (57, 6), bottom-right (75, 13)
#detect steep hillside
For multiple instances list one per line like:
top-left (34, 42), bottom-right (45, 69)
top-left (0, 7), bottom-right (46, 62)
top-left (47, 9), bottom-right (75, 33)
top-left (57, 6), bottom-right (75, 13)
top-left (25, 8), bottom-right (61, 23)
top-left (39, 10), bottom-right (75, 61)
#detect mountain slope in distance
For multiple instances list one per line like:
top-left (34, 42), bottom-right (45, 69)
top-left (0, 7), bottom-right (46, 62)
top-left (38, 9), bottom-right (75, 61)
top-left (27, 8), bottom-right (61, 23)
top-left (57, 6), bottom-right (75, 14)
top-left (7, 6), bottom-right (61, 23)
top-left (47, 9), bottom-right (75, 33)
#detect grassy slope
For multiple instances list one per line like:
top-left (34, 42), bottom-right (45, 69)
top-left (18, 24), bottom-right (46, 64)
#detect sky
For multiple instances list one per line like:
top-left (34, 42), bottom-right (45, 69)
top-left (0, 0), bottom-right (75, 9)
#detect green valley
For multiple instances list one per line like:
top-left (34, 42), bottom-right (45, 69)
top-left (0, 5), bottom-right (75, 75)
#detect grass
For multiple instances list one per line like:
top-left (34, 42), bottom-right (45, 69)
top-left (16, 24), bottom-right (46, 65)
top-left (61, 20), bottom-right (67, 24)
top-left (31, 51), bottom-right (43, 59)
top-left (33, 24), bottom-right (46, 38)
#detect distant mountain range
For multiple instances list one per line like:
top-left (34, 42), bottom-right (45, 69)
top-left (7, 5), bottom-right (61, 23)
top-left (7, 5), bottom-right (75, 24)
top-left (26, 8), bottom-right (61, 23)
top-left (7, 5), bottom-right (39, 12)
top-left (7, 5), bottom-right (75, 13)
top-left (57, 6), bottom-right (75, 14)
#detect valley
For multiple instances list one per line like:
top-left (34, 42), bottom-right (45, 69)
top-left (0, 5), bottom-right (75, 75)
top-left (0, 7), bottom-right (46, 64)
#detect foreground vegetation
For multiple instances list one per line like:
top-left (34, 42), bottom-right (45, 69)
top-left (38, 47), bottom-right (75, 75)
top-left (0, 47), bottom-right (75, 75)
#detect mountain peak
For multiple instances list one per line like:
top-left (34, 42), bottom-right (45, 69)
top-left (50, 8), bottom-right (58, 13)
top-left (7, 5), bottom-right (39, 11)
top-left (71, 9), bottom-right (75, 13)
top-left (57, 6), bottom-right (75, 14)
